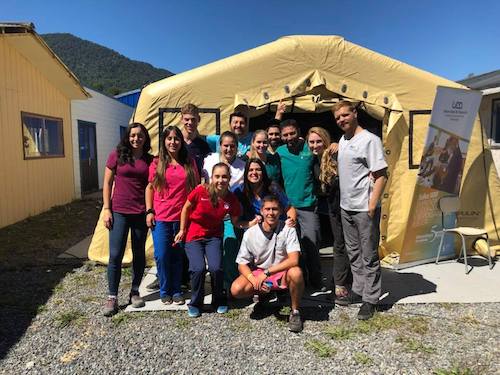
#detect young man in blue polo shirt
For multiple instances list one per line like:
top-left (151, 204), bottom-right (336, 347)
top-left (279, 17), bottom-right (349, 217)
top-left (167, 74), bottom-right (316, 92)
top-left (206, 112), bottom-right (253, 157)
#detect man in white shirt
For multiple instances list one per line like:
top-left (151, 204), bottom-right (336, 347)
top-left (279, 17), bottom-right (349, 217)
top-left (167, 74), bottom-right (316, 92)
top-left (230, 195), bottom-right (304, 332)
top-left (333, 100), bottom-right (387, 320)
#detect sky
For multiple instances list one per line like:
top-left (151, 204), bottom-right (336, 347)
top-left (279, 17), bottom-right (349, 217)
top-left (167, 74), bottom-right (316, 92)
top-left (3, 0), bottom-right (499, 81)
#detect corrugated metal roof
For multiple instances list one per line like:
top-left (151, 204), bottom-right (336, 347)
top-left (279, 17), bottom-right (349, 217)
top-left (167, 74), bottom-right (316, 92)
top-left (0, 22), bottom-right (89, 99)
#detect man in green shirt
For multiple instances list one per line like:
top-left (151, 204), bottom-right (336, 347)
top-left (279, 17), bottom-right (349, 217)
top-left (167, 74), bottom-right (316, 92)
top-left (276, 119), bottom-right (324, 291)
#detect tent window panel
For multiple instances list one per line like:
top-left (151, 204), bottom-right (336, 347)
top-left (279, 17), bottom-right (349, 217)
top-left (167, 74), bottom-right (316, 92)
top-left (492, 99), bottom-right (500, 144)
top-left (408, 110), bottom-right (432, 169)
top-left (22, 112), bottom-right (64, 159)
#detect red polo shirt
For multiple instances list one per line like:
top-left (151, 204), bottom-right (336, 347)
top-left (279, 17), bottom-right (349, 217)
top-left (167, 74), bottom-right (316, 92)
top-left (186, 185), bottom-right (241, 242)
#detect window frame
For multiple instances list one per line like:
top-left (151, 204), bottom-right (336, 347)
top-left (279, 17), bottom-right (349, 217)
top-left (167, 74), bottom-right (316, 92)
top-left (21, 111), bottom-right (65, 160)
top-left (491, 98), bottom-right (500, 146)
top-left (408, 109), bottom-right (432, 169)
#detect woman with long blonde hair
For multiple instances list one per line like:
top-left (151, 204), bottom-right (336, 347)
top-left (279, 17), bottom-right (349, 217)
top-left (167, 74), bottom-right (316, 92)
top-left (307, 127), bottom-right (352, 300)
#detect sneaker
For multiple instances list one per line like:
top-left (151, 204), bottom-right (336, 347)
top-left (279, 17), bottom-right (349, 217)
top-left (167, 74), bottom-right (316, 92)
top-left (357, 302), bottom-right (376, 320)
top-left (146, 278), bottom-right (159, 292)
top-left (188, 305), bottom-right (201, 318)
top-left (129, 292), bottom-right (145, 308)
top-left (172, 294), bottom-right (185, 305)
top-left (161, 295), bottom-right (173, 305)
top-left (288, 310), bottom-right (303, 333)
top-left (216, 305), bottom-right (229, 314)
top-left (335, 291), bottom-right (363, 306)
top-left (103, 297), bottom-right (118, 317)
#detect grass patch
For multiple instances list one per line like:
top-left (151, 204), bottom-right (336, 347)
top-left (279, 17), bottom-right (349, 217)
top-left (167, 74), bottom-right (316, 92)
top-left (71, 273), bottom-right (98, 288)
top-left (459, 313), bottom-right (480, 325)
top-left (353, 352), bottom-right (373, 365)
top-left (175, 317), bottom-right (191, 329)
top-left (54, 310), bottom-right (86, 328)
top-left (79, 296), bottom-right (101, 303)
top-left (53, 283), bottom-right (65, 294)
top-left (324, 325), bottom-right (355, 340)
top-left (305, 339), bottom-right (336, 358)
top-left (433, 367), bottom-right (473, 375)
top-left (224, 309), bottom-right (243, 319)
top-left (111, 312), bottom-right (147, 326)
top-left (396, 336), bottom-right (436, 354)
top-left (121, 267), bottom-right (133, 277)
top-left (354, 313), bottom-right (404, 334)
top-left (279, 306), bottom-right (291, 316)
top-left (406, 316), bottom-right (430, 335)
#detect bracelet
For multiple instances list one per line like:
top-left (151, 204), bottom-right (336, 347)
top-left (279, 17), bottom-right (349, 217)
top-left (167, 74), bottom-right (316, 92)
top-left (103, 207), bottom-right (111, 211)
top-left (246, 273), bottom-right (253, 281)
top-left (145, 208), bottom-right (155, 215)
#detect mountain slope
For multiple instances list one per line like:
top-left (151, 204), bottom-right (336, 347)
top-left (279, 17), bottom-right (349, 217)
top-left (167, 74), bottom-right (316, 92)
top-left (42, 33), bottom-right (173, 96)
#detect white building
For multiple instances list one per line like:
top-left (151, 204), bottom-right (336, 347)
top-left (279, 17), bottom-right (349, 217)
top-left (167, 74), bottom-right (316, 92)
top-left (71, 87), bottom-right (133, 198)
top-left (459, 70), bottom-right (500, 177)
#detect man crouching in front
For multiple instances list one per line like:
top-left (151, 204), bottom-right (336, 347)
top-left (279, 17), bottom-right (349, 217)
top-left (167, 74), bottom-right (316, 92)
top-left (230, 195), bottom-right (305, 332)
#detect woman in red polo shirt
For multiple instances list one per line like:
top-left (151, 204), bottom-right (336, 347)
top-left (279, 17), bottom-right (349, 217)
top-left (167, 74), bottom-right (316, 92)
top-left (174, 162), bottom-right (259, 318)
top-left (145, 125), bottom-right (199, 306)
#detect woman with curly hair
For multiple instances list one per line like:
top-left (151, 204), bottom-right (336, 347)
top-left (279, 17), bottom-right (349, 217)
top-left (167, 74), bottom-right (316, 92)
top-left (102, 123), bottom-right (153, 316)
top-left (145, 125), bottom-right (199, 305)
top-left (307, 127), bottom-right (352, 301)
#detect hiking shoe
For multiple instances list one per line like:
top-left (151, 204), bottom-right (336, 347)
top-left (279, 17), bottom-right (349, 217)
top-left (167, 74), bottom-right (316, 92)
top-left (335, 291), bottom-right (363, 306)
top-left (129, 292), bottom-right (145, 308)
top-left (146, 278), bottom-right (159, 292)
top-left (188, 306), bottom-right (201, 318)
top-left (103, 297), bottom-right (118, 317)
top-left (216, 305), bottom-right (229, 314)
top-left (161, 295), bottom-right (173, 305)
top-left (172, 294), bottom-right (185, 305)
top-left (288, 310), bottom-right (303, 333)
top-left (357, 302), bottom-right (376, 320)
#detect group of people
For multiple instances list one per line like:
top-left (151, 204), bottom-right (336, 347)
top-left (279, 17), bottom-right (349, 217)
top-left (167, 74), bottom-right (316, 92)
top-left (102, 100), bottom-right (387, 333)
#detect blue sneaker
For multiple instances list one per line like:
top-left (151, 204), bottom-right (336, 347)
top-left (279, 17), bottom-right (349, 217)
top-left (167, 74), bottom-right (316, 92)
top-left (216, 305), bottom-right (229, 314)
top-left (188, 306), bottom-right (201, 318)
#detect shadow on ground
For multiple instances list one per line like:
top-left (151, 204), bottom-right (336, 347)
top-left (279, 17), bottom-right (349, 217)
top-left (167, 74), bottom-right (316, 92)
top-left (379, 270), bottom-right (437, 307)
top-left (0, 260), bottom-right (83, 359)
top-left (0, 197), bottom-right (100, 360)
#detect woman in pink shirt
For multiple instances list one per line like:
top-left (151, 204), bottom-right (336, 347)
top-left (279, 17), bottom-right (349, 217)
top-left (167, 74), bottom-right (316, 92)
top-left (145, 126), bottom-right (199, 305)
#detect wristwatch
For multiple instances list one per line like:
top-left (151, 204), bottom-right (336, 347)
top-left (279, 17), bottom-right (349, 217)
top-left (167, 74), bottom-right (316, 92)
top-left (264, 269), bottom-right (271, 277)
top-left (145, 208), bottom-right (155, 215)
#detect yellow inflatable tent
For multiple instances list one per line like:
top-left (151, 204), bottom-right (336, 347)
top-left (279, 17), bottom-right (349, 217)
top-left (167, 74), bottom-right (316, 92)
top-left (88, 35), bottom-right (500, 267)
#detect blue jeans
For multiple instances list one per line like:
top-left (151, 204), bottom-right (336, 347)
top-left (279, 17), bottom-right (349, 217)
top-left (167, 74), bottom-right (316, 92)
top-left (151, 221), bottom-right (183, 298)
top-left (185, 237), bottom-right (224, 308)
top-left (107, 212), bottom-right (147, 296)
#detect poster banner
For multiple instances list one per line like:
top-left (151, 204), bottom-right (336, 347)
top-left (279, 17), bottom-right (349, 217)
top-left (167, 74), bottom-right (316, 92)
top-left (399, 86), bottom-right (482, 265)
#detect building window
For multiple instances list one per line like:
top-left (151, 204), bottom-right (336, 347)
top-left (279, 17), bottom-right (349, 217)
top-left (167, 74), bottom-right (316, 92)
top-left (492, 99), bottom-right (500, 144)
top-left (22, 112), bottom-right (64, 159)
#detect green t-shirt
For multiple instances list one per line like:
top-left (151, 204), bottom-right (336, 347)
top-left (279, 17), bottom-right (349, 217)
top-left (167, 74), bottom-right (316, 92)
top-left (276, 141), bottom-right (316, 208)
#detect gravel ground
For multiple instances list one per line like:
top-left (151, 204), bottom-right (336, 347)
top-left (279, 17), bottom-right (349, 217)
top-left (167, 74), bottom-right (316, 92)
top-left (1, 262), bottom-right (499, 375)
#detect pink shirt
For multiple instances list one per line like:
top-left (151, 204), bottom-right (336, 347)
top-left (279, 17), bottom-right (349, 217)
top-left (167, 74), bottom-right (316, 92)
top-left (106, 150), bottom-right (151, 214)
top-left (148, 157), bottom-right (199, 222)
